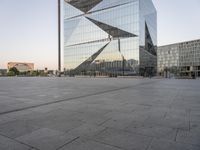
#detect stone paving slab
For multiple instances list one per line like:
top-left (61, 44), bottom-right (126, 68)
top-left (59, 138), bottom-right (122, 150)
top-left (147, 139), bottom-right (200, 150)
top-left (0, 135), bottom-right (32, 150)
top-left (0, 119), bottom-right (40, 138)
top-left (16, 128), bottom-right (78, 150)
top-left (93, 127), bottom-right (152, 150)
top-left (125, 121), bottom-right (177, 140)
top-left (0, 77), bottom-right (200, 150)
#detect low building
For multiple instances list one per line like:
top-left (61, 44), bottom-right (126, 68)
top-left (0, 69), bottom-right (7, 76)
top-left (158, 39), bottom-right (200, 78)
top-left (7, 62), bottom-right (34, 72)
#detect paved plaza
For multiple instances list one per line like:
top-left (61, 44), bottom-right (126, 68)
top-left (0, 77), bottom-right (199, 150)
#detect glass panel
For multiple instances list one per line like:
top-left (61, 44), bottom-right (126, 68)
top-left (64, 3), bottom-right (83, 19)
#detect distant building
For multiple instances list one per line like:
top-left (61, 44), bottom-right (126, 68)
top-left (7, 62), bottom-right (34, 72)
top-left (64, 0), bottom-right (157, 77)
top-left (158, 39), bottom-right (200, 78)
top-left (44, 68), bottom-right (48, 73)
top-left (0, 69), bottom-right (7, 76)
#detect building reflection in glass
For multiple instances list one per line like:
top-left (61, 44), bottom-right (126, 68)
top-left (64, 0), bottom-right (157, 76)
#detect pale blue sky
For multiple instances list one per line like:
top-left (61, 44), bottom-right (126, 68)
top-left (0, 0), bottom-right (200, 69)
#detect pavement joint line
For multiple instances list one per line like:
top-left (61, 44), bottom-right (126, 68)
top-left (97, 117), bottom-right (112, 126)
top-left (99, 127), bottom-right (200, 148)
top-left (108, 125), bottom-right (174, 141)
top-left (91, 127), bottom-right (108, 137)
top-left (0, 80), bottom-right (160, 116)
top-left (91, 138), bottom-right (126, 150)
top-left (56, 136), bottom-right (80, 150)
top-left (0, 132), bottom-right (40, 150)
top-left (104, 126), bottom-right (154, 138)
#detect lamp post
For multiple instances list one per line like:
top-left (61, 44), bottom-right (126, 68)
top-left (118, 38), bottom-right (125, 76)
top-left (58, 0), bottom-right (61, 75)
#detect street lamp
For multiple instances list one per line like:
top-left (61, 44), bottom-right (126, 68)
top-left (58, 0), bottom-right (61, 74)
top-left (118, 38), bottom-right (125, 76)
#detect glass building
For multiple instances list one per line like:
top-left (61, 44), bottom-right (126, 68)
top-left (64, 0), bottom-right (157, 76)
top-left (158, 39), bottom-right (200, 77)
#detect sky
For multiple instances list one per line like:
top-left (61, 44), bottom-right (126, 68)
top-left (0, 0), bottom-right (200, 70)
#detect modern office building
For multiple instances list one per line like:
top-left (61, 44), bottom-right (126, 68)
top-left (7, 62), bottom-right (34, 72)
top-left (64, 0), bottom-right (157, 76)
top-left (158, 39), bottom-right (200, 77)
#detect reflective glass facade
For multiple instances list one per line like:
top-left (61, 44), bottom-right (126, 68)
top-left (64, 0), bottom-right (157, 76)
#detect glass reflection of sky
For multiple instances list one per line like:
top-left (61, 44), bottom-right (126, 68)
top-left (64, 0), bottom-right (157, 76)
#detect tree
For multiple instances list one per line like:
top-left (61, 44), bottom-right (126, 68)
top-left (7, 71), bottom-right (15, 76)
top-left (9, 67), bottom-right (19, 75)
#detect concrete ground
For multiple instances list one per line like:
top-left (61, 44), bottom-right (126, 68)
top-left (0, 77), bottom-right (199, 150)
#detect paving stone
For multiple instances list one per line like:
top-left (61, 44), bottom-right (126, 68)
top-left (100, 117), bottom-right (133, 130)
top-left (93, 128), bottom-right (152, 150)
top-left (41, 118), bottom-right (83, 132)
top-left (147, 139), bottom-right (200, 150)
top-left (67, 123), bottom-right (106, 137)
top-left (0, 96), bottom-right (25, 105)
top-left (105, 111), bottom-right (148, 123)
top-left (0, 104), bottom-right (16, 113)
top-left (0, 120), bottom-right (40, 138)
top-left (125, 121), bottom-right (177, 140)
top-left (4, 109), bottom-right (42, 121)
top-left (26, 109), bottom-right (83, 132)
top-left (72, 111), bottom-right (111, 125)
top-left (59, 138), bottom-right (122, 150)
top-left (144, 115), bottom-right (189, 130)
top-left (0, 135), bottom-right (31, 150)
top-left (0, 115), bottom-right (16, 125)
top-left (16, 128), bottom-right (78, 150)
top-left (0, 78), bottom-right (200, 150)
top-left (30, 103), bottom-right (63, 113)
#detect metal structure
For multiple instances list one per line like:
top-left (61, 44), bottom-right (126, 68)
top-left (58, 0), bottom-right (61, 73)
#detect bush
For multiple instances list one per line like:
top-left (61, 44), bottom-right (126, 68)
top-left (9, 67), bottom-right (19, 75)
top-left (7, 71), bottom-right (15, 76)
